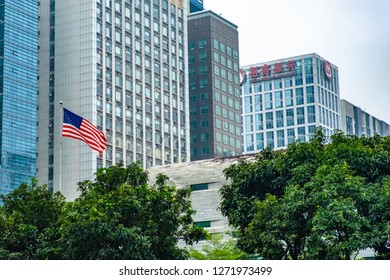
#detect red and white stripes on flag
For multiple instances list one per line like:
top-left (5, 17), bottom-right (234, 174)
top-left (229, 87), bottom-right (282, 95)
top-left (62, 108), bottom-right (108, 156)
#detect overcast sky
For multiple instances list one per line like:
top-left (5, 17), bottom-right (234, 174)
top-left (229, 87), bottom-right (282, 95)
top-left (204, 0), bottom-right (390, 123)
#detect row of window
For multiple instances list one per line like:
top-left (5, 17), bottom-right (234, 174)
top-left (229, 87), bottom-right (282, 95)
top-left (243, 86), bottom-right (315, 113)
top-left (191, 146), bottom-right (239, 158)
top-left (244, 106), bottom-right (316, 132)
top-left (244, 125), bottom-right (317, 152)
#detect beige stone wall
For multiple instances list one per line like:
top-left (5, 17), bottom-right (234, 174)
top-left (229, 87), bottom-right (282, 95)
top-left (147, 156), bottom-right (255, 235)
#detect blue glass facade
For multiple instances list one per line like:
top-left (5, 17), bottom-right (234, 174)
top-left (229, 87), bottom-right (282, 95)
top-left (189, 0), bottom-right (204, 13)
top-left (0, 0), bottom-right (38, 195)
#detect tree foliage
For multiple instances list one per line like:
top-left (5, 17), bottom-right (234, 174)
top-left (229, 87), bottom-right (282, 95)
top-left (189, 233), bottom-right (247, 260)
top-left (0, 163), bottom-right (206, 259)
top-left (0, 179), bottom-right (65, 259)
top-left (220, 129), bottom-right (390, 259)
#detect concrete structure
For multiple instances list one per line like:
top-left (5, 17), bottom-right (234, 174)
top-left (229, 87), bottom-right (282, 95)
top-left (0, 0), bottom-right (38, 196)
top-left (188, 10), bottom-right (242, 161)
top-left (38, 0), bottom-right (190, 200)
top-left (148, 156), bottom-right (254, 234)
top-left (241, 53), bottom-right (340, 154)
top-left (340, 99), bottom-right (389, 137)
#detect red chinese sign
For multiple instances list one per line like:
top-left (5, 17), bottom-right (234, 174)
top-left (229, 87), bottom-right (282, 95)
top-left (244, 60), bottom-right (297, 83)
top-left (249, 66), bottom-right (258, 78)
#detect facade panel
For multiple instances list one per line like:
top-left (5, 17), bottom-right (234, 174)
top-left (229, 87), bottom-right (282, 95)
top-left (188, 10), bottom-right (241, 161)
top-left (38, 0), bottom-right (189, 200)
top-left (0, 0), bottom-right (38, 196)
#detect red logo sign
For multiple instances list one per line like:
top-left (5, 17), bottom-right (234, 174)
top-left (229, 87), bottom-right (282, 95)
top-left (239, 69), bottom-right (246, 85)
top-left (246, 60), bottom-right (297, 83)
top-left (324, 61), bottom-right (332, 80)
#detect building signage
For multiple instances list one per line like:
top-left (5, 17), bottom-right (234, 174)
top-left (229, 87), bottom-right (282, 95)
top-left (246, 60), bottom-right (296, 83)
top-left (239, 69), bottom-right (246, 86)
top-left (190, 0), bottom-right (204, 10)
top-left (323, 60), bottom-right (332, 80)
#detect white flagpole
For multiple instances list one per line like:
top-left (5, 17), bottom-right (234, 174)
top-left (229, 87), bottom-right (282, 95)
top-left (59, 101), bottom-right (63, 193)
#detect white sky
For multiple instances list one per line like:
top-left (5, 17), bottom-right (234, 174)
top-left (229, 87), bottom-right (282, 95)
top-left (204, 0), bottom-right (390, 123)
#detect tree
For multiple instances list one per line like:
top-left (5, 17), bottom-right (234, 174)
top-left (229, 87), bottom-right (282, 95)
top-left (189, 233), bottom-right (247, 260)
top-left (0, 163), bottom-right (206, 260)
top-left (0, 179), bottom-right (65, 259)
top-left (220, 129), bottom-right (390, 259)
top-left (55, 162), bottom-right (206, 260)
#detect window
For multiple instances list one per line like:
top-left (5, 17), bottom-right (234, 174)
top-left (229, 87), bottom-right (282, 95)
top-left (246, 134), bottom-right (254, 152)
top-left (308, 125), bottom-right (316, 139)
top-left (266, 131), bottom-right (274, 148)
top-left (201, 146), bottom-right (210, 155)
top-left (254, 95), bottom-right (262, 111)
top-left (277, 130), bottom-right (285, 147)
top-left (194, 221), bottom-right (211, 228)
top-left (274, 79), bottom-right (282, 89)
top-left (191, 183), bottom-right (209, 191)
top-left (199, 51), bottom-right (207, 61)
top-left (297, 107), bottom-right (305, 125)
top-left (287, 128), bottom-right (295, 144)
top-left (285, 77), bottom-right (293, 88)
top-left (275, 91), bottom-right (283, 108)
top-left (286, 109), bottom-right (294, 126)
top-left (256, 133), bottom-right (264, 150)
top-left (306, 86), bottom-right (315, 103)
top-left (245, 96), bottom-right (252, 113)
top-left (200, 120), bottom-right (209, 128)
top-left (265, 93), bottom-right (272, 110)
top-left (298, 127), bottom-right (306, 142)
top-left (201, 132), bottom-right (210, 142)
top-left (264, 81), bottom-right (272, 91)
top-left (276, 110), bottom-right (284, 128)
top-left (255, 113), bottom-right (263, 130)
top-left (199, 64), bottom-right (207, 75)
top-left (266, 112), bottom-right (274, 129)
top-left (213, 39), bottom-right (219, 49)
top-left (198, 39), bottom-right (207, 48)
top-left (285, 89), bottom-right (293, 107)
top-left (245, 115), bottom-right (253, 132)
top-left (296, 88), bottom-right (304, 105)
top-left (200, 106), bottom-right (209, 114)
top-left (307, 105), bottom-right (316, 123)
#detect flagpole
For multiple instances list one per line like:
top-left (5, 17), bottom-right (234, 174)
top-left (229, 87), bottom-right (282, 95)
top-left (59, 100), bottom-right (63, 193)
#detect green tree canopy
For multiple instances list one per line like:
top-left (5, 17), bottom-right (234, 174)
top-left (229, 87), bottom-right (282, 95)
top-left (0, 163), bottom-right (206, 260)
top-left (0, 179), bottom-right (65, 259)
top-left (220, 129), bottom-right (390, 259)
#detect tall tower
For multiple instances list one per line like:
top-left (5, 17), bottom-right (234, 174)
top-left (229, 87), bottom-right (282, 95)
top-left (188, 10), bottom-right (242, 161)
top-left (0, 0), bottom-right (38, 196)
top-left (38, 0), bottom-right (189, 200)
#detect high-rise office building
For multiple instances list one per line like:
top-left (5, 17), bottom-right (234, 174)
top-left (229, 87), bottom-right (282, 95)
top-left (340, 99), bottom-right (389, 137)
top-left (37, 0), bottom-right (190, 200)
top-left (241, 53), bottom-right (340, 154)
top-left (0, 0), bottom-right (38, 196)
top-left (188, 10), bottom-right (242, 160)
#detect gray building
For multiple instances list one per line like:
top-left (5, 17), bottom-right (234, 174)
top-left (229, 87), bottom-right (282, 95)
top-left (241, 53), bottom-right (341, 153)
top-left (38, 0), bottom-right (190, 200)
top-left (340, 99), bottom-right (390, 137)
top-left (188, 10), bottom-right (242, 161)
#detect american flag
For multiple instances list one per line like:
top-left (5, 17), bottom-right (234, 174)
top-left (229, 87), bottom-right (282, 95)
top-left (62, 108), bottom-right (108, 156)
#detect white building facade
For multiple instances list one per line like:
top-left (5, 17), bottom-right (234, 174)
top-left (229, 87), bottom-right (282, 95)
top-left (340, 99), bottom-right (390, 137)
top-left (38, 0), bottom-right (190, 200)
top-left (241, 53), bottom-right (340, 154)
